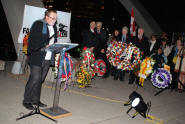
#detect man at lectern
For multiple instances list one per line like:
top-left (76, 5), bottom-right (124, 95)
top-left (23, 9), bottom-right (57, 110)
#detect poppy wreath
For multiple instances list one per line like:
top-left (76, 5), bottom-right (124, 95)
top-left (94, 59), bottom-right (106, 76)
top-left (106, 41), bottom-right (142, 71)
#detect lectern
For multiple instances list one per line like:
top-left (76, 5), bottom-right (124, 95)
top-left (16, 42), bottom-right (78, 123)
top-left (40, 42), bottom-right (78, 121)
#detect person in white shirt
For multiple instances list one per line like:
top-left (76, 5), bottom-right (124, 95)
top-left (23, 9), bottom-right (57, 110)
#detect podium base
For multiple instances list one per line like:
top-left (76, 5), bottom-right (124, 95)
top-left (40, 107), bottom-right (72, 119)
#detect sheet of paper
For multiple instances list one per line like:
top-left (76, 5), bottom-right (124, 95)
top-left (45, 51), bottom-right (52, 60)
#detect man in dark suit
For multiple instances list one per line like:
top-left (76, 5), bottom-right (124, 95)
top-left (81, 21), bottom-right (98, 53)
top-left (114, 26), bottom-right (132, 81)
top-left (23, 9), bottom-right (57, 110)
top-left (129, 28), bottom-right (150, 84)
top-left (149, 35), bottom-right (161, 55)
top-left (118, 26), bottom-right (131, 44)
top-left (95, 21), bottom-right (109, 78)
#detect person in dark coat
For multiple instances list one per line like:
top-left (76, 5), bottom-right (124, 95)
top-left (150, 48), bottom-right (168, 70)
top-left (114, 26), bottom-right (131, 81)
top-left (81, 21), bottom-right (98, 52)
top-left (107, 29), bottom-right (120, 77)
top-left (23, 9), bottom-right (57, 110)
top-left (117, 26), bottom-right (132, 44)
top-left (129, 28), bottom-right (150, 85)
top-left (94, 21), bottom-right (109, 78)
top-left (107, 29), bottom-right (120, 46)
top-left (149, 35), bottom-right (161, 55)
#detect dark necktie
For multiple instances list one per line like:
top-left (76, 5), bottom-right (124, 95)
top-left (122, 36), bottom-right (126, 42)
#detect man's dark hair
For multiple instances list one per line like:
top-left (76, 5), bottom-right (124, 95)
top-left (44, 9), bottom-right (57, 17)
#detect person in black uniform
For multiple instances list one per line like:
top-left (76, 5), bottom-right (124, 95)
top-left (23, 9), bottom-right (57, 110)
top-left (129, 28), bottom-right (150, 84)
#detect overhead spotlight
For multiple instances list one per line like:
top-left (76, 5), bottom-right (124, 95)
top-left (124, 91), bottom-right (150, 118)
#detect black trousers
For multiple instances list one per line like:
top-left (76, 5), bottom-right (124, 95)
top-left (23, 60), bottom-right (50, 103)
top-left (129, 71), bottom-right (138, 84)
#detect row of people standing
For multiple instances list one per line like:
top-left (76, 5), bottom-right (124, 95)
top-left (108, 27), bottom-right (150, 82)
top-left (81, 21), bottom-right (109, 77)
top-left (109, 28), bottom-right (185, 91)
top-left (81, 21), bottom-right (184, 91)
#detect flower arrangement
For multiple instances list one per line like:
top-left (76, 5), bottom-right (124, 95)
top-left (94, 59), bottom-right (106, 76)
top-left (75, 47), bottom-right (95, 88)
top-left (76, 66), bottom-right (92, 88)
top-left (138, 57), bottom-right (155, 86)
top-left (106, 41), bottom-right (141, 70)
top-left (22, 33), bottom-right (29, 55)
top-left (151, 68), bottom-right (172, 88)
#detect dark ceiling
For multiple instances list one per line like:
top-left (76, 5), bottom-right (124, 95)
top-left (138, 0), bottom-right (185, 32)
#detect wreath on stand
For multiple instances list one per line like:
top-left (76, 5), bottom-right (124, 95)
top-left (151, 68), bottom-right (172, 88)
top-left (94, 59), bottom-right (106, 77)
top-left (106, 41), bottom-right (141, 71)
top-left (76, 47), bottom-right (95, 88)
top-left (138, 57), bottom-right (155, 86)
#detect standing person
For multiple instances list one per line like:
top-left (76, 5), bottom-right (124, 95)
top-left (174, 39), bottom-right (185, 92)
top-left (107, 29), bottom-right (120, 77)
top-left (118, 26), bottom-right (131, 43)
top-left (129, 28), bottom-right (150, 85)
top-left (149, 35), bottom-right (161, 55)
top-left (160, 39), bottom-right (171, 57)
top-left (168, 39), bottom-right (183, 89)
top-left (114, 26), bottom-right (131, 81)
top-left (81, 21), bottom-right (98, 53)
top-left (23, 9), bottom-right (57, 110)
top-left (95, 21), bottom-right (109, 78)
top-left (107, 29), bottom-right (119, 46)
top-left (95, 21), bottom-right (107, 58)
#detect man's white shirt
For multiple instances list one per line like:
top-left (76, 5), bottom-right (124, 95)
top-left (45, 25), bottom-right (55, 60)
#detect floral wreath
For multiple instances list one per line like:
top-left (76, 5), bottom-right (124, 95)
top-left (106, 41), bottom-right (141, 70)
top-left (138, 57), bottom-right (155, 86)
top-left (81, 47), bottom-right (95, 78)
top-left (22, 33), bottom-right (30, 55)
top-left (151, 68), bottom-right (172, 88)
top-left (94, 59), bottom-right (106, 76)
top-left (76, 47), bottom-right (95, 88)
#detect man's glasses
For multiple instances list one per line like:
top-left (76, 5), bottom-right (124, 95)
top-left (47, 16), bottom-right (57, 21)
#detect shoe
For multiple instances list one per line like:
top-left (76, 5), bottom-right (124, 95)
top-left (33, 101), bottom-right (47, 107)
top-left (39, 101), bottom-right (47, 107)
top-left (23, 102), bottom-right (34, 110)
